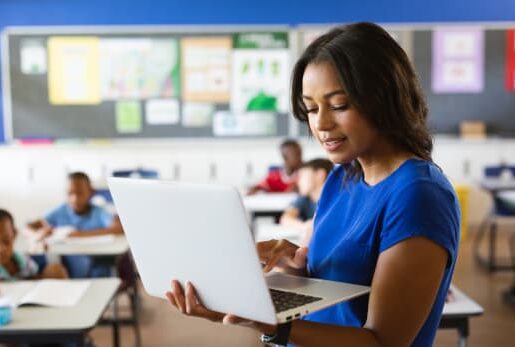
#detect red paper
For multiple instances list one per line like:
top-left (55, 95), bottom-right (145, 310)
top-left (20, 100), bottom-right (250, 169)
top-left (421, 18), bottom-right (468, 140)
top-left (506, 29), bottom-right (515, 91)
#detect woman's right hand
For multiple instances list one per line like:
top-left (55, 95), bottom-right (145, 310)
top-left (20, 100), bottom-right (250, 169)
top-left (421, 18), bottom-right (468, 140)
top-left (256, 239), bottom-right (308, 274)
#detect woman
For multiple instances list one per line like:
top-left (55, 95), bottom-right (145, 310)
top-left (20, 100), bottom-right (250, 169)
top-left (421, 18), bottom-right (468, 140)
top-left (166, 22), bottom-right (459, 347)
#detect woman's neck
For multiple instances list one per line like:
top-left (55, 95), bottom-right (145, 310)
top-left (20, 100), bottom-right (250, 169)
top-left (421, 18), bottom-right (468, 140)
top-left (357, 141), bottom-right (415, 186)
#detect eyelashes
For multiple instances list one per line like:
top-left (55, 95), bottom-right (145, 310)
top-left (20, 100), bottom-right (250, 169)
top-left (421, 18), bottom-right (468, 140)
top-left (305, 104), bottom-right (349, 114)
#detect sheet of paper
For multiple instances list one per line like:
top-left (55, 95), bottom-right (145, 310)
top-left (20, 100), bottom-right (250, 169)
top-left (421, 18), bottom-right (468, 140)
top-left (20, 39), bottom-right (47, 74)
top-left (0, 280), bottom-right (90, 307)
top-left (213, 111), bottom-right (277, 136)
top-left (506, 29), bottom-right (515, 91)
top-left (181, 37), bottom-right (231, 102)
top-left (48, 36), bottom-right (101, 104)
top-left (0, 281), bottom-right (34, 305)
top-left (19, 280), bottom-right (90, 307)
top-left (99, 38), bottom-right (180, 100)
top-left (182, 102), bottom-right (214, 127)
top-left (45, 225), bottom-right (75, 245)
top-left (145, 99), bottom-right (179, 125)
top-left (432, 28), bottom-right (484, 93)
top-left (116, 101), bottom-right (142, 133)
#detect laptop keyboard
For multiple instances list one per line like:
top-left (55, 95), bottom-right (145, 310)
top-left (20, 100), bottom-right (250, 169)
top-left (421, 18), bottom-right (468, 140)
top-left (269, 288), bottom-right (323, 313)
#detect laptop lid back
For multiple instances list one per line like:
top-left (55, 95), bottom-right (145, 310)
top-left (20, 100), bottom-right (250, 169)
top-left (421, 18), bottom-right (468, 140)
top-left (108, 177), bottom-right (277, 324)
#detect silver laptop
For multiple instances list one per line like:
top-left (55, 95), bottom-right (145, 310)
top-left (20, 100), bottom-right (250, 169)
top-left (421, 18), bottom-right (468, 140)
top-left (108, 177), bottom-right (370, 325)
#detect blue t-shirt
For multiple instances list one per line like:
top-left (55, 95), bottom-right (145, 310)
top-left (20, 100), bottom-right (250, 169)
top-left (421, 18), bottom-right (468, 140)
top-left (304, 159), bottom-right (460, 347)
top-left (290, 195), bottom-right (317, 221)
top-left (45, 203), bottom-right (113, 231)
top-left (44, 203), bottom-right (114, 278)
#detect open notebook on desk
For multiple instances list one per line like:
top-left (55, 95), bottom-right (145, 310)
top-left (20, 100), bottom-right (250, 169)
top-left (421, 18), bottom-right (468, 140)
top-left (0, 280), bottom-right (90, 307)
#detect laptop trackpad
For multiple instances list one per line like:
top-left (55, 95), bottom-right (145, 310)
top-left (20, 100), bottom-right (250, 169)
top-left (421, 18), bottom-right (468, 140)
top-left (265, 272), bottom-right (312, 290)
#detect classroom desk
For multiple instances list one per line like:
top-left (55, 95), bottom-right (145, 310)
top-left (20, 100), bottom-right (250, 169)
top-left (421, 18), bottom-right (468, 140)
top-left (0, 278), bottom-right (120, 346)
top-left (34, 235), bottom-right (135, 347)
top-left (440, 286), bottom-right (484, 347)
top-left (474, 178), bottom-right (515, 271)
top-left (243, 193), bottom-right (297, 227)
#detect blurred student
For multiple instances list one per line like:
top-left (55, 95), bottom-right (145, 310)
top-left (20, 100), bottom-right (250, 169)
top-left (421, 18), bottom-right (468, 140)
top-left (247, 139), bottom-right (303, 195)
top-left (27, 172), bottom-right (123, 278)
top-left (280, 158), bottom-right (333, 244)
top-left (0, 209), bottom-right (67, 280)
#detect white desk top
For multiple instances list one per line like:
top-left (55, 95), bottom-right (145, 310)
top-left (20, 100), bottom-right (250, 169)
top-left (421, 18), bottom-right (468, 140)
top-left (442, 286), bottom-right (484, 317)
top-left (45, 235), bottom-right (129, 256)
top-left (0, 278), bottom-right (120, 332)
top-left (243, 193), bottom-right (297, 213)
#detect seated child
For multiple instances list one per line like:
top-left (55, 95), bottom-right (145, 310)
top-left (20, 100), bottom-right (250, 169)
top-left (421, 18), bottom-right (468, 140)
top-left (0, 209), bottom-right (67, 280)
top-left (27, 172), bottom-right (123, 278)
top-left (279, 158), bottom-right (333, 244)
top-left (247, 139), bottom-right (303, 195)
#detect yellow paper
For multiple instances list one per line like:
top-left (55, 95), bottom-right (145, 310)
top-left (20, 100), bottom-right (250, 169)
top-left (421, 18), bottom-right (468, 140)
top-left (181, 37), bottom-right (231, 102)
top-left (48, 36), bottom-right (101, 105)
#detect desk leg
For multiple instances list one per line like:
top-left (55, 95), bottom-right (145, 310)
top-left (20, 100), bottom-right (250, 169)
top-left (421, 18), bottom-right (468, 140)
top-left (458, 318), bottom-right (469, 347)
top-left (488, 221), bottom-right (497, 272)
top-left (111, 263), bottom-right (121, 347)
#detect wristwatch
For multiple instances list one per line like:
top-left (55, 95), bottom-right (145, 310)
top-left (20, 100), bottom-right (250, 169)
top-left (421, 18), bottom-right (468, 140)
top-left (260, 322), bottom-right (293, 346)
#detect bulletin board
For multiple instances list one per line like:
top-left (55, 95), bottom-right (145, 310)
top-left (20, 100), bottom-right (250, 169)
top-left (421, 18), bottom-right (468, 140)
top-left (2, 27), bottom-right (294, 140)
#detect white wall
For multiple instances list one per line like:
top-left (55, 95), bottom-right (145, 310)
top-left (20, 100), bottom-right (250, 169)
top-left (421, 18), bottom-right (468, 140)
top-left (1, 136), bottom-right (512, 229)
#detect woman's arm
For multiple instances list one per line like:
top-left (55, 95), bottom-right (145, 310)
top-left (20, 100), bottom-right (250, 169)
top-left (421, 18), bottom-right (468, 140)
top-left (68, 217), bottom-right (124, 238)
top-left (286, 236), bottom-right (448, 347)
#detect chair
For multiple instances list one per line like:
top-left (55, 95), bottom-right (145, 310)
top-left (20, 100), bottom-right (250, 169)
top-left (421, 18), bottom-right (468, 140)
top-left (112, 168), bottom-right (159, 179)
top-left (473, 164), bottom-right (515, 272)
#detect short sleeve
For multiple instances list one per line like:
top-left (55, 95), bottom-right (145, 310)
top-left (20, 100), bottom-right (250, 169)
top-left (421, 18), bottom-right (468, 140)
top-left (13, 251), bottom-right (39, 279)
top-left (44, 204), bottom-right (66, 227)
top-left (380, 181), bottom-right (460, 267)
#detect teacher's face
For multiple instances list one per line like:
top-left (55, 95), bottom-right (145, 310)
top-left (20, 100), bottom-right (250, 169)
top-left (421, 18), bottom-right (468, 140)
top-left (302, 62), bottom-right (380, 164)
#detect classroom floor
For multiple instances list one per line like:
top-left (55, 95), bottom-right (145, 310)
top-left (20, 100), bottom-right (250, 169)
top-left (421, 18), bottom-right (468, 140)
top-left (89, 226), bottom-right (515, 347)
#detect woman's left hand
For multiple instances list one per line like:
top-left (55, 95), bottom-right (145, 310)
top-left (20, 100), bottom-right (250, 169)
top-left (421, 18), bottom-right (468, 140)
top-left (165, 280), bottom-right (276, 334)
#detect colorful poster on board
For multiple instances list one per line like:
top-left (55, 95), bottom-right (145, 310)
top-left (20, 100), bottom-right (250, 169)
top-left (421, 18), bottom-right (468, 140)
top-left (48, 37), bottom-right (101, 105)
top-left (432, 28), bottom-right (485, 93)
top-left (231, 32), bottom-right (290, 113)
top-left (99, 39), bottom-right (180, 100)
top-left (181, 37), bottom-right (231, 102)
top-left (506, 29), bottom-right (515, 92)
